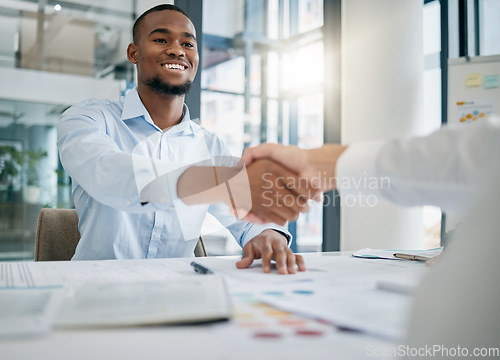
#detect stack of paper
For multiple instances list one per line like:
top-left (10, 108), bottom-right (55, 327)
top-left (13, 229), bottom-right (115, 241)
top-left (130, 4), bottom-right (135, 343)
top-left (0, 263), bottom-right (231, 337)
top-left (57, 275), bottom-right (231, 328)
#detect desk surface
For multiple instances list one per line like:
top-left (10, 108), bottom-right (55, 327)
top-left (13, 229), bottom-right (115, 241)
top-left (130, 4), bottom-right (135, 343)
top-left (0, 252), bottom-right (428, 360)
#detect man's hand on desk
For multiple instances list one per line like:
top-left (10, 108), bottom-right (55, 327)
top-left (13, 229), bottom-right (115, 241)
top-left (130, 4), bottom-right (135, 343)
top-left (236, 229), bottom-right (306, 274)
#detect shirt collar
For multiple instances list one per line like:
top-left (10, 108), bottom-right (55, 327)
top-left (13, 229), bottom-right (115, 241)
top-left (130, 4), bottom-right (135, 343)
top-left (121, 87), bottom-right (145, 122)
top-left (168, 105), bottom-right (196, 137)
top-left (121, 87), bottom-right (197, 138)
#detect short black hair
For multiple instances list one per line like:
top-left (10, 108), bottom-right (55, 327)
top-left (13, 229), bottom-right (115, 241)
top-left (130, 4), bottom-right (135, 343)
top-left (132, 4), bottom-right (190, 44)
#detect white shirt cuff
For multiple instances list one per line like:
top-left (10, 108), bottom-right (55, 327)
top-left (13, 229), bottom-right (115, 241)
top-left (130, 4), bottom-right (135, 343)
top-left (241, 223), bottom-right (291, 247)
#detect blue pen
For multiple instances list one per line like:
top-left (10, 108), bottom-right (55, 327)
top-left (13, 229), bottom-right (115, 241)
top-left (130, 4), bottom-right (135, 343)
top-left (191, 261), bottom-right (214, 274)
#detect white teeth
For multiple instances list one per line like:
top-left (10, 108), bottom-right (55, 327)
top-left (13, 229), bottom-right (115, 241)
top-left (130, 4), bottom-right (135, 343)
top-left (165, 64), bottom-right (185, 70)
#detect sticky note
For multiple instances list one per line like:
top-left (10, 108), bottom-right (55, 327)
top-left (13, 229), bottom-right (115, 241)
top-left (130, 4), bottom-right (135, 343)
top-left (484, 74), bottom-right (499, 89)
top-left (466, 73), bottom-right (482, 87)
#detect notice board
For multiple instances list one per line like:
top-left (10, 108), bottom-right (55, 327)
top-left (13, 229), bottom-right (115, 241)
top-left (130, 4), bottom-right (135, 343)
top-left (448, 55), bottom-right (500, 124)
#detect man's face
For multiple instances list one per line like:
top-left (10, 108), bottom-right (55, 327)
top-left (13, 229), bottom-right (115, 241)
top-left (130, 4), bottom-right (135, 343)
top-left (129, 10), bottom-right (199, 96)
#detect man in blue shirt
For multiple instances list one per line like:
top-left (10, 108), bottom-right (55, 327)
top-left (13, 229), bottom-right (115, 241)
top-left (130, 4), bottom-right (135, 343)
top-left (58, 4), bottom-right (305, 274)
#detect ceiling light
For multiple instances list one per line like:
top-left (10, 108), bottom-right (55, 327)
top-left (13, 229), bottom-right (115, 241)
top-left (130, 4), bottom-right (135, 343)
top-left (54, 4), bottom-right (62, 11)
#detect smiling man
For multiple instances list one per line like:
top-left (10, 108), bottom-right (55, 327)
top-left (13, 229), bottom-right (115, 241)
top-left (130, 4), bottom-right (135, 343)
top-left (128, 5), bottom-right (198, 130)
top-left (57, 4), bottom-right (305, 274)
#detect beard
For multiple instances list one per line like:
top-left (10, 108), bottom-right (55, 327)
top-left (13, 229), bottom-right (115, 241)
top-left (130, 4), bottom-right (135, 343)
top-left (145, 76), bottom-right (192, 96)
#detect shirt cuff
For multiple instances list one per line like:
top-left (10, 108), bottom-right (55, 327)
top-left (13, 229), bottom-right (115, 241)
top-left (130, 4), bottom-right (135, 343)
top-left (241, 223), bottom-right (292, 247)
top-left (336, 141), bottom-right (387, 198)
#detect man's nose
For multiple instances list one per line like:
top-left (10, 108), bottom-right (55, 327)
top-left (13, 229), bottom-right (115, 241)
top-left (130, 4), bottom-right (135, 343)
top-left (166, 42), bottom-right (185, 57)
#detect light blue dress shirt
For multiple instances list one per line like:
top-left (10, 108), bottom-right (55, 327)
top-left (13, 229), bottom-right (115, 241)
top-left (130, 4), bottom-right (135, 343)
top-left (58, 87), bottom-right (289, 260)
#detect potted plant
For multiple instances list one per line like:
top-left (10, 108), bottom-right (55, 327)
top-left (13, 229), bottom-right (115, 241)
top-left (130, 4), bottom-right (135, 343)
top-left (0, 145), bottom-right (24, 203)
top-left (0, 144), bottom-right (24, 229)
top-left (23, 149), bottom-right (48, 204)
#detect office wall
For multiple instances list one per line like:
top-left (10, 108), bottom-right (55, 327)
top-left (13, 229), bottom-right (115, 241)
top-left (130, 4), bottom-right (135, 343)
top-left (136, 0), bottom-right (174, 16)
top-left (20, 12), bottom-right (95, 76)
top-left (0, 67), bottom-right (121, 106)
top-left (0, 16), bottom-right (17, 68)
top-left (340, 0), bottom-right (424, 250)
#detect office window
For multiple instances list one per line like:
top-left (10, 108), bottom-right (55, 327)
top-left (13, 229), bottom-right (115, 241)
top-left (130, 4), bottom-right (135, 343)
top-left (201, 0), bottom-right (325, 254)
top-left (295, 93), bottom-right (323, 251)
top-left (298, 0), bottom-right (323, 34)
top-left (267, 99), bottom-right (279, 143)
top-left (201, 92), bottom-right (246, 156)
top-left (479, 0), bottom-right (500, 55)
top-left (202, 56), bottom-right (245, 94)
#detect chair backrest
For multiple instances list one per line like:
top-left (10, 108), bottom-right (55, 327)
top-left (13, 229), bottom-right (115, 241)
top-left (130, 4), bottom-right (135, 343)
top-left (194, 235), bottom-right (208, 257)
top-left (35, 208), bottom-right (207, 261)
top-left (35, 208), bottom-right (80, 261)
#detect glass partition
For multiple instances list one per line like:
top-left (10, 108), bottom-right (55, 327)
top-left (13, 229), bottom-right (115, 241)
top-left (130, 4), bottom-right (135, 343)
top-left (0, 98), bottom-right (70, 259)
top-left (0, 0), bottom-right (134, 260)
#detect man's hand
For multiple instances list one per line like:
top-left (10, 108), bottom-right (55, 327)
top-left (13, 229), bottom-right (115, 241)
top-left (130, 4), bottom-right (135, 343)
top-left (242, 143), bottom-right (348, 192)
top-left (242, 143), bottom-right (313, 176)
top-left (239, 143), bottom-right (348, 224)
top-left (241, 158), bottom-right (320, 226)
top-left (235, 229), bottom-right (306, 274)
top-left (177, 156), bottom-right (316, 225)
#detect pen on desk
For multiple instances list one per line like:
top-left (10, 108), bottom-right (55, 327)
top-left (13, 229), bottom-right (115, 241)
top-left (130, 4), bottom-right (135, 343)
top-left (393, 253), bottom-right (430, 262)
top-left (191, 261), bottom-right (214, 274)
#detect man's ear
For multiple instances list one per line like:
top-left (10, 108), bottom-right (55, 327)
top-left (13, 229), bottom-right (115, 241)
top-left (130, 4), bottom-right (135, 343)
top-left (127, 43), bottom-right (138, 64)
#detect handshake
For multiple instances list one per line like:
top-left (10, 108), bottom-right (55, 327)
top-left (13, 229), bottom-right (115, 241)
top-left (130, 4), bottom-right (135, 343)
top-left (178, 144), bottom-right (347, 225)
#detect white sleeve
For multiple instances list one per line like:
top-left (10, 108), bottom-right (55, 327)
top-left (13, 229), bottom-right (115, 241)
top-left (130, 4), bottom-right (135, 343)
top-left (208, 202), bottom-right (291, 248)
top-left (336, 118), bottom-right (500, 214)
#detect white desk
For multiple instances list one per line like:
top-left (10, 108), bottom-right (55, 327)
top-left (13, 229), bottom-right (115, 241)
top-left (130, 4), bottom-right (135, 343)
top-left (0, 252), bottom-right (428, 360)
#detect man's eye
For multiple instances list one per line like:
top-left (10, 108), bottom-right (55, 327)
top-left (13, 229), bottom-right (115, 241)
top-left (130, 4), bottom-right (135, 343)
top-left (183, 42), bottom-right (194, 48)
top-left (154, 39), bottom-right (166, 43)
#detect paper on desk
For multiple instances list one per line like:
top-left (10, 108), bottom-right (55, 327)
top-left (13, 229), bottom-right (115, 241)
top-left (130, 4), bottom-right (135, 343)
top-left (0, 260), bottom-right (216, 335)
top-left (0, 259), bottom-right (187, 289)
top-left (0, 288), bottom-right (64, 338)
top-left (352, 248), bottom-right (443, 260)
top-left (214, 254), bottom-right (429, 340)
top-left (257, 283), bottom-right (413, 340)
top-left (192, 256), bottom-right (331, 286)
top-left (56, 275), bottom-right (231, 327)
top-left (0, 262), bottom-right (64, 288)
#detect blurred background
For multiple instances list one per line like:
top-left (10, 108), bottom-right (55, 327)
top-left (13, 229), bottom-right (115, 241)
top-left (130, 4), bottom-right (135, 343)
top-left (0, 0), bottom-right (499, 259)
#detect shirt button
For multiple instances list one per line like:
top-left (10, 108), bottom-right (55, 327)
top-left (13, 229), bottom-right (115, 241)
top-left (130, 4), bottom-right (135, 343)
top-left (153, 234), bottom-right (159, 239)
